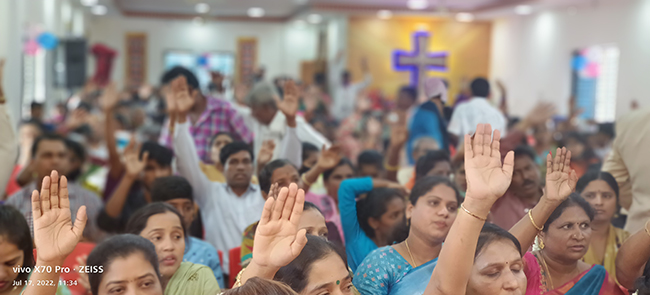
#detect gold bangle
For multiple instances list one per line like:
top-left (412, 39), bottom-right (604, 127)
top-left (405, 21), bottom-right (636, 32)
top-left (528, 209), bottom-right (544, 231)
top-left (460, 203), bottom-right (487, 221)
top-left (301, 174), bottom-right (313, 187)
top-left (384, 161), bottom-right (400, 172)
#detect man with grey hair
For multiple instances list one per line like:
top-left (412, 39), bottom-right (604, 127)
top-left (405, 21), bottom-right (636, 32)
top-left (236, 80), bottom-right (329, 167)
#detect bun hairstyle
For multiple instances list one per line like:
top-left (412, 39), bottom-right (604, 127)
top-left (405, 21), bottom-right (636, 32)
top-left (634, 260), bottom-right (650, 295)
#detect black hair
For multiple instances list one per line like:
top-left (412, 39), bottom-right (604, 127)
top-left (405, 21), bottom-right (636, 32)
top-left (357, 188), bottom-right (406, 239)
top-left (598, 123), bottom-right (615, 138)
top-left (410, 176), bottom-right (462, 206)
top-left (415, 150), bottom-right (451, 179)
top-left (475, 223), bottom-right (522, 258)
top-left (151, 176), bottom-right (193, 202)
top-left (209, 132), bottom-right (234, 149)
top-left (140, 141), bottom-right (174, 167)
top-left (576, 170), bottom-right (620, 212)
top-left (302, 142), bottom-right (320, 162)
top-left (126, 203), bottom-right (187, 238)
top-left (513, 145), bottom-right (537, 162)
top-left (304, 201), bottom-right (323, 215)
top-left (0, 205), bottom-right (34, 282)
top-left (87, 234), bottom-right (161, 295)
top-left (562, 132), bottom-right (597, 161)
top-left (65, 138), bottom-right (87, 162)
top-left (323, 158), bottom-right (355, 182)
top-left (399, 86), bottom-right (418, 101)
top-left (274, 236), bottom-right (347, 293)
top-left (634, 259), bottom-right (650, 295)
top-left (161, 66), bottom-right (200, 90)
top-left (543, 193), bottom-right (595, 232)
top-left (223, 277), bottom-right (298, 295)
top-left (357, 150), bottom-right (384, 170)
top-left (470, 77), bottom-right (490, 97)
top-left (77, 101), bottom-right (93, 112)
top-left (31, 133), bottom-right (66, 157)
top-left (30, 102), bottom-right (43, 109)
top-left (258, 159), bottom-right (296, 194)
top-left (220, 141), bottom-right (254, 166)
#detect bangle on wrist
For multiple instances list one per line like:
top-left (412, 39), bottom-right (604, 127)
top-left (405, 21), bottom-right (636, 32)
top-left (384, 161), bottom-right (399, 172)
top-left (301, 174), bottom-right (313, 186)
top-left (460, 203), bottom-right (488, 221)
top-left (528, 209), bottom-right (544, 231)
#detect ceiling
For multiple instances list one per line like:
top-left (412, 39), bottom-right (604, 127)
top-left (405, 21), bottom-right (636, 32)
top-left (109, 0), bottom-right (605, 20)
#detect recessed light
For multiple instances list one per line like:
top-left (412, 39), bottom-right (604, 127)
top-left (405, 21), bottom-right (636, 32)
top-left (80, 0), bottom-right (97, 6)
top-left (515, 5), bottom-right (533, 15)
top-left (455, 12), bottom-right (474, 22)
top-left (377, 10), bottom-right (392, 20)
top-left (195, 3), bottom-right (210, 14)
top-left (407, 0), bottom-right (428, 10)
top-left (307, 14), bottom-right (322, 24)
top-left (91, 5), bottom-right (107, 15)
top-left (248, 7), bottom-right (265, 18)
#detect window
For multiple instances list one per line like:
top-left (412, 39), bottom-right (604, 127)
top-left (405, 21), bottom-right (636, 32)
top-left (571, 44), bottom-right (619, 123)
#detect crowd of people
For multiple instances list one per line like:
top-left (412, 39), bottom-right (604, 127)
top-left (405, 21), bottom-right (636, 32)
top-left (1, 52), bottom-right (650, 295)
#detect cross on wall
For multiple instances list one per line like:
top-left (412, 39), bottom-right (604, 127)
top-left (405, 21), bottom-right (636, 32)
top-left (393, 31), bottom-right (448, 89)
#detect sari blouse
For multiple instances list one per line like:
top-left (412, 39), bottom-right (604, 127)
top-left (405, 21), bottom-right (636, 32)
top-left (165, 262), bottom-right (221, 295)
top-left (523, 252), bottom-right (625, 295)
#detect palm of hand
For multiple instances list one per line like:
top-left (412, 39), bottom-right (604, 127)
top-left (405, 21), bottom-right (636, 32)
top-left (544, 148), bottom-right (577, 203)
top-left (546, 171), bottom-right (572, 201)
top-left (176, 92), bottom-right (194, 113)
top-left (318, 152), bottom-right (340, 169)
top-left (253, 220), bottom-right (299, 268)
top-left (34, 210), bottom-right (79, 263)
top-left (465, 155), bottom-right (511, 200)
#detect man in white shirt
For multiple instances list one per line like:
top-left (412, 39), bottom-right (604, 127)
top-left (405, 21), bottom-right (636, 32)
top-left (447, 77), bottom-right (507, 143)
top-left (239, 80), bottom-right (330, 168)
top-left (329, 51), bottom-right (372, 122)
top-left (170, 75), bottom-right (302, 274)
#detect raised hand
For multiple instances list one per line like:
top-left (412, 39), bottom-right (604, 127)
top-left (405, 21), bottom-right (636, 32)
top-left (464, 124), bottom-right (515, 204)
top-left (257, 140), bottom-right (276, 169)
top-left (172, 76), bottom-right (195, 118)
top-left (523, 102), bottom-right (556, 128)
top-left (389, 112), bottom-right (409, 148)
top-left (544, 147), bottom-right (578, 204)
top-left (99, 82), bottom-right (120, 111)
top-left (251, 183), bottom-right (308, 272)
top-left (316, 144), bottom-right (342, 170)
top-left (366, 117), bottom-right (383, 138)
top-left (278, 80), bottom-right (300, 127)
top-left (123, 138), bottom-right (149, 178)
top-left (31, 171), bottom-right (86, 264)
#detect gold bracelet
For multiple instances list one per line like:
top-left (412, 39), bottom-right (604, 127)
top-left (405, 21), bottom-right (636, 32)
top-left (460, 203), bottom-right (487, 221)
top-left (384, 161), bottom-right (400, 172)
top-left (645, 220), bottom-right (650, 238)
top-left (528, 209), bottom-right (544, 231)
top-left (301, 174), bottom-right (313, 186)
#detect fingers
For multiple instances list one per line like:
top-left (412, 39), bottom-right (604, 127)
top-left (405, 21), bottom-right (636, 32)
top-left (31, 190), bottom-right (42, 219)
top-left (553, 147), bottom-right (562, 172)
top-left (260, 197), bottom-right (275, 225)
top-left (141, 151), bottom-right (150, 165)
top-left (464, 134), bottom-right (473, 159)
top-left (59, 175), bottom-right (70, 209)
top-left (290, 229), bottom-right (308, 256)
top-left (289, 186), bottom-right (305, 226)
top-left (271, 187), bottom-right (289, 220)
top-left (281, 183), bottom-right (298, 220)
top-left (483, 124), bottom-right (493, 156)
top-left (50, 170), bottom-right (59, 209)
top-left (502, 151), bottom-right (515, 178)
top-left (563, 150), bottom-right (572, 173)
top-left (474, 124), bottom-right (484, 155)
top-left (40, 176), bottom-right (51, 213)
top-left (72, 206), bottom-right (87, 239)
top-left (569, 169), bottom-right (578, 190)
top-left (491, 129), bottom-right (501, 159)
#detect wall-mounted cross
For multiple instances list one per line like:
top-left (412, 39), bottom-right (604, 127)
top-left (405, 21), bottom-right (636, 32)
top-left (393, 31), bottom-right (448, 89)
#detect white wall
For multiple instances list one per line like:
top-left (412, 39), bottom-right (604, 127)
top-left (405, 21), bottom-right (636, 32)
top-left (86, 15), bottom-right (319, 88)
top-left (490, 0), bottom-right (650, 118)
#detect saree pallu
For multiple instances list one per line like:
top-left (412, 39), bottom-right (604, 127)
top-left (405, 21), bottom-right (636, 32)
top-left (523, 252), bottom-right (626, 295)
top-left (387, 258), bottom-right (438, 295)
top-left (582, 225), bottom-right (630, 283)
top-left (165, 262), bottom-right (221, 295)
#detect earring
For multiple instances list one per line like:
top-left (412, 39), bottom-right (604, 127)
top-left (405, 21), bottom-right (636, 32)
top-left (539, 238), bottom-right (545, 250)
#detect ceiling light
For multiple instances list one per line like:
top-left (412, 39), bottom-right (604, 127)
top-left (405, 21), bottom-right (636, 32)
top-left (80, 0), bottom-right (97, 6)
top-left (248, 7), bottom-right (265, 18)
top-left (91, 5), bottom-right (107, 15)
top-left (407, 0), bottom-right (428, 10)
top-left (307, 14), bottom-right (322, 24)
top-left (515, 5), bottom-right (533, 15)
top-left (195, 3), bottom-right (210, 14)
top-left (455, 12), bottom-right (474, 22)
top-left (377, 10), bottom-right (392, 20)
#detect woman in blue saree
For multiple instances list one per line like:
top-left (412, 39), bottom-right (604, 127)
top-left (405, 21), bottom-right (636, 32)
top-left (353, 176), bottom-right (462, 295)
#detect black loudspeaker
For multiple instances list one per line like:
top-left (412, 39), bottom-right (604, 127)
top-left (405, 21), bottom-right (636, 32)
top-left (54, 38), bottom-right (87, 89)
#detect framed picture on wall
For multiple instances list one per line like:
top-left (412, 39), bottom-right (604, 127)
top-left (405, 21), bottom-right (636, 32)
top-left (163, 50), bottom-right (235, 92)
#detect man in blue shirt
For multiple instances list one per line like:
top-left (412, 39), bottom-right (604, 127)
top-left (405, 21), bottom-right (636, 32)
top-left (407, 78), bottom-right (450, 164)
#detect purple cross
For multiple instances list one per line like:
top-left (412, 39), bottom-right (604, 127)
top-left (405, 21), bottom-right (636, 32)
top-left (393, 31), bottom-right (448, 88)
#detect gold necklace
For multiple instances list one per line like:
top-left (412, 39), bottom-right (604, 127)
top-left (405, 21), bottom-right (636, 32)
top-left (405, 240), bottom-right (419, 268)
top-left (539, 251), bottom-right (555, 290)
